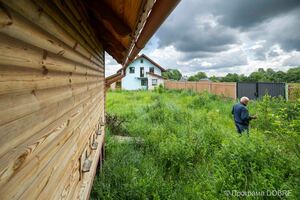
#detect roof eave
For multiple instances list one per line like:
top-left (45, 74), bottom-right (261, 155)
top-left (122, 0), bottom-right (180, 67)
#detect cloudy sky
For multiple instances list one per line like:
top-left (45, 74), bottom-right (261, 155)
top-left (105, 0), bottom-right (300, 77)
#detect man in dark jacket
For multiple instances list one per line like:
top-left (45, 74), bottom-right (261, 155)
top-left (232, 97), bottom-right (256, 134)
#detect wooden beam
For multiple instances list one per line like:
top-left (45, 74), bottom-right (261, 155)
top-left (86, 0), bottom-right (132, 37)
top-left (89, 18), bottom-right (127, 63)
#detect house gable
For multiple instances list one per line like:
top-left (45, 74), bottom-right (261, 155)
top-left (126, 56), bottom-right (163, 76)
top-left (122, 55), bottom-right (166, 90)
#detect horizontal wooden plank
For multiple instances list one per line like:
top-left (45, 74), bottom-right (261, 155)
top-left (76, 126), bottom-right (105, 200)
top-left (0, 1), bottom-right (107, 200)
top-left (0, 33), bottom-right (103, 76)
top-left (33, 0), bottom-right (104, 65)
top-left (0, 66), bottom-right (103, 95)
top-left (19, 104), bottom-right (101, 200)
top-left (0, 96), bottom-right (102, 199)
top-left (0, 81), bottom-right (102, 126)
top-left (64, 0), bottom-right (105, 65)
top-left (1, 0), bottom-right (104, 67)
top-left (51, 0), bottom-right (100, 56)
top-left (0, 98), bottom-right (100, 189)
top-left (38, 110), bottom-right (104, 200)
top-left (0, 6), bottom-right (103, 72)
top-left (0, 85), bottom-right (103, 157)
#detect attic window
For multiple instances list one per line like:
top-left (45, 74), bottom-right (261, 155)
top-left (129, 67), bottom-right (135, 73)
top-left (141, 59), bottom-right (143, 63)
top-left (149, 67), bottom-right (154, 73)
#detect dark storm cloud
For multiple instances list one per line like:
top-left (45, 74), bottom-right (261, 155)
top-left (178, 49), bottom-right (248, 73)
top-left (215, 0), bottom-right (300, 28)
top-left (156, 0), bottom-right (239, 56)
top-left (247, 8), bottom-right (300, 51)
top-left (249, 46), bottom-right (267, 61)
top-left (156, 0), bottom-right (300, 57)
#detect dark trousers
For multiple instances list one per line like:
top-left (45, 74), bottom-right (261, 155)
top-left (235, 123), bottom-right (249, 134)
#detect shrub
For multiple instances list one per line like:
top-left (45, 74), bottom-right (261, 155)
top-left (92, 91), bottom-right (300, 199)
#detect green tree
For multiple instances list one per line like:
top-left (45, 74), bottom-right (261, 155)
top-left (248, 68), bottom-right (267, 82)
top-left (286, 66), bottom-right (300, 82)
top-left (274, 71), bottom-right (287, 82)
top-left (239, 74), bottom-right (248, 82)
top-left (220, 73), bottom-right (240, 82)
top-left (265, 68), bottom-right (276, 81)
top-left (188, 72), bottom-right (207, 81)
top-left (209, 75), bottom-right (219, 82)
top-left (162, 69), bottom-right (182, 80)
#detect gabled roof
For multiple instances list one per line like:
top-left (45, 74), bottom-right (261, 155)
top-left (117, 54), bottom-right (166, 73)
top-left (138, 54), bottom-right (166, 72)
top-left (146, 72), bottom-right (166, 79)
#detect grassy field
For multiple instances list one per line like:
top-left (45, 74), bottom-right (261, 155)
top-left (91, 89), bottom-right (300, 199)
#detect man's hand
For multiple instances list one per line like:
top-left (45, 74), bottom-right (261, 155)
top-left (251, 115), bottom-right (257, 119)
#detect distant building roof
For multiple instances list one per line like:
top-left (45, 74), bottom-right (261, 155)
top-left (146, 72), bottom-right (166, 79)
top-left (180, 76), bottom-right (188, 81)
top-left (118, 54), bottom-right (166, 73)
top-left (199, 78), bottom-right (211, 81)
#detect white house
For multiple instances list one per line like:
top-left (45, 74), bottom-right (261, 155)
top-left (119, 54), bottom-right (166, 90)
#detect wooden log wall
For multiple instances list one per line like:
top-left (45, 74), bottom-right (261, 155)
top-left (165, 80), bottom-right (237, 99)
top-left (0, 1), bottom-right (105, 199)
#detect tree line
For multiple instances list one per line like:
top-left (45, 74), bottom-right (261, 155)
top-left (162, 66), bottom-right (300, 83)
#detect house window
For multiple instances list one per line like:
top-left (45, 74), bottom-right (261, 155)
top-left (141, 79), bottom-right (147, 86)
top-left (129, 67), bottom-right (135, 73)
top-left (149, 67), bottom-right (154, 73)
top-left (140, 67), bottom-right (144, 77)
top-left (141, 59), bottom-right (143, 63)
top-left (152, 79), bottom-right (158, 86)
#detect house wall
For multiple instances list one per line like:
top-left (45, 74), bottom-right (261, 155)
top-left (147, 75), bottom-right (165, 90)
top-left (0, 1), bottom-right (105, 200)
top-left (122, 57), bottom-right (162, 90)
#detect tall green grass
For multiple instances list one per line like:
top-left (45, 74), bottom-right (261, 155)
top-left (92, 90), bottom-right (300, 199)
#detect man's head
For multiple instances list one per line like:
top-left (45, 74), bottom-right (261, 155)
top-left (240, 96), bottom-right (250, 105)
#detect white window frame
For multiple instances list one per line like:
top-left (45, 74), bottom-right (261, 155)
top-left (152, 79), bottom-right (158, 86)
top-left (129, 67), bottom-right (135, 73)
top-left (149, 67), bottom-right (154, 73)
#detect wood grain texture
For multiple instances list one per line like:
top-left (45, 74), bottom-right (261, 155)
top-left (1, 0), bottom-right (104, 66)
top-left (0, 0), bottom-right (105, 199)
top-left (0, 6), bottom-right (103, 71)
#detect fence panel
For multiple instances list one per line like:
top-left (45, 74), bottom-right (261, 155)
top-left (237, 83), bottom-right (257, 99)
top-left (237, 82), bottom-right (286, 99)
top-left (211, 82), bottom-right (236, 98)
top-left (258, 83), bottom-right (285, 99)
top-left (164, 80), bottom-right (236, 98)
top-left (196, 82), bottom-right (210, 92)
top-left (165, 81), bottom-right (290, 100)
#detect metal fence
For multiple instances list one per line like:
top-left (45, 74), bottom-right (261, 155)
top-left (237, 82), bottom-right (286, 99)
top-left (165, 81), bottom-right (297, 100)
